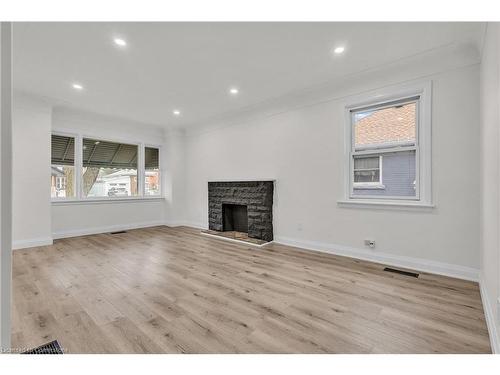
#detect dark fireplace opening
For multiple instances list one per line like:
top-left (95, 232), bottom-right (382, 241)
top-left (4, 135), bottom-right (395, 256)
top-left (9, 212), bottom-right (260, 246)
top-left (223, 204), bottom-right (248, 233)
top-left (208, 181), bottom-right (273, 242)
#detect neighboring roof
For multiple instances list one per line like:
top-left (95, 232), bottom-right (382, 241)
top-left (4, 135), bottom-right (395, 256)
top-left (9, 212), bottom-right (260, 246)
top-left (145, 147), bottom-right (159, 170)
top-left (51, 135), bottom-right (159, 169)
top-left (83, 138), bottom-right (138, 168)
top-left (354, 102), bottom-right (416, 148)
top-left (51, 135), bottom-right (74, 166)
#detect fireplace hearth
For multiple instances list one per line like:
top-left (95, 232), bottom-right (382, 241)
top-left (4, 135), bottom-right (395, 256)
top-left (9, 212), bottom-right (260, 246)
top-left (208, 181), bottom-right (274, 242)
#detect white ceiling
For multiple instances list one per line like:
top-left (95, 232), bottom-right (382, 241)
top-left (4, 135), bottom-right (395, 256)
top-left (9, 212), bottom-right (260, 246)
top-left (13, 22), bottom-right (485, 129)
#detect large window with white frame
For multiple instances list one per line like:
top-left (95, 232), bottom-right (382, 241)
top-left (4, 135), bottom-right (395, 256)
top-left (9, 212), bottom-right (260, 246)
top-left (51, 133), bottom-right (161, 201)
top-left (344, 83), bottom-right (432, 205)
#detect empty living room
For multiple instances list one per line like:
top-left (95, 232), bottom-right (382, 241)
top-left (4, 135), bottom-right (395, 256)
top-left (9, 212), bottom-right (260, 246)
top-left (2, 1), bottom-right (500, 372)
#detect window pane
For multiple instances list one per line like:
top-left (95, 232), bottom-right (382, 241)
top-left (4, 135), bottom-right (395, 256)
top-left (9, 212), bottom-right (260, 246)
top-left (51, 135), bottom-right (75, 198)
top-left (353, 150), bottom-right (416, 197)
top-left (354, 156), bottom-right (379, 170)
top-left (145, 147), bottom-right (160, 196)
top-left (354, 101), bottom-right (416, 150)
top-left (353, 156), bottom-right (380, 183)
top-left (354, 170), bottom-right (380, 183)
top-left (82, 138), bottom-right (138, 197)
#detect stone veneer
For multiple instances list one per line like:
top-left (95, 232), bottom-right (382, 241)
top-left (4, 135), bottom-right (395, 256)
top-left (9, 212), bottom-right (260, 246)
top-left (208, 181), bottom-right (274, 242)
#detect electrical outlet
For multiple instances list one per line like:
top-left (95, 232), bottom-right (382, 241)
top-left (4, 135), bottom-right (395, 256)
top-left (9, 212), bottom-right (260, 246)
top-left (364, 239), bottom-right (375, 248)
top-left (297, 223), bottom-right (303, 232)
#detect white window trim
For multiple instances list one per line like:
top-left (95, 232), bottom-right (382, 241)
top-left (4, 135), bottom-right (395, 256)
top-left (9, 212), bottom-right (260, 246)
top-left (51, 131), bottom-right (164, 204)
top-left (339, 81), bottom-right (433, 208)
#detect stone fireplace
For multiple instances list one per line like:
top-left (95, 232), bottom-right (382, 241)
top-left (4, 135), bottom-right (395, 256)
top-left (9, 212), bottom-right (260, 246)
top-left (208, 181), bottom-right (274, 242)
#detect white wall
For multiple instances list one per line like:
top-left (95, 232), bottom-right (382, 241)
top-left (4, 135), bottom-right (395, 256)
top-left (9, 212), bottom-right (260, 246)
top-left (12, 93), bottom-right (52, 249)
top-left (0, 21), bottom-right (13, 351)
top-left (163, 129), bottom-right (186, 225)
top-left (50, 107), bottom-right (167, 238)
top-left (479, 23), bottom-right (500, 353)
top-left (52, 106), bottom-right (165, 145)
top-left (52, 200), bottom-right (166, 238)
top-left (184, 64), bottom-right (480, 279)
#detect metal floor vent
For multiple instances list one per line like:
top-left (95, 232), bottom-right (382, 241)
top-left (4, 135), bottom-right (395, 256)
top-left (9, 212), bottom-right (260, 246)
top-left (384, 267), bottom-right (419, 278)
top-left (22, 340), bottom-right (63, 354)
top-left (110, 230), bottom-right (127, 235)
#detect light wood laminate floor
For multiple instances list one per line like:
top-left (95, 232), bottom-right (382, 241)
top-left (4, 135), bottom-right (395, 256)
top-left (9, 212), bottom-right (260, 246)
top-left (11, 226), bottom-right (491, 353)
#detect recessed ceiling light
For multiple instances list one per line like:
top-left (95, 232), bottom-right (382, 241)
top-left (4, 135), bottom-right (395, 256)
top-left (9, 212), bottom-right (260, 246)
top-left (229, 87), bottom-right (239, 95)
top-left (72, 83), bottom-right (83, 90)
top-left (113, 37), bottom-right (127, 47)
top-left (333, 46), bottom-right (345, 55)
top-left (173, 110), bottom-right (181, 116)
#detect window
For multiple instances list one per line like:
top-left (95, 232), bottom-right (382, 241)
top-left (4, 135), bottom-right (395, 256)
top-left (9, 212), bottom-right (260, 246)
top-left (50, 134), bottom-right (161, 201)
top-left (145, 146), bottom-right (160, 196)
top-left (353, 156), bottom-right (382, 187)
top-left (82, 138), bottom-right (138, 198)
top-left (351, 99), bottom-right (417, 199)
top-left (51, 134), bottom-right (75, 198)
top-left (344, 82), bottom-right (432, 206)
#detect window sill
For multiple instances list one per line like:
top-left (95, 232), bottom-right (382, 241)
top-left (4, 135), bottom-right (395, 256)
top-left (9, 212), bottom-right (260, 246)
top-left (51, 196), bottom-right (165, 205)
top-left (337, 199), bottom-right (434, 211)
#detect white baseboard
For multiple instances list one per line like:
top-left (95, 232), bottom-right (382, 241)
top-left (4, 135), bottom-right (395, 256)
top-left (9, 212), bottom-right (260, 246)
top-left (52, 221), bottom-right (166, 240)
top-left (163, 221), bottom-right (185, 228)
top-left (273, 235), bottom-right (479, 282)
top-left (12, 237), bottom-right (53, 250)
top-left (479, 277), bottom-right (500, 354)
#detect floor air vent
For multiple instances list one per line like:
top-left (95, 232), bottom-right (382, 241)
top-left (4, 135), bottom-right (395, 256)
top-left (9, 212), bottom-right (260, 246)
top-left (384, 267), bottom-right (419, 278)
top-left (22, 340), bottom-right (63, 354)
top-left (110, 230), bottom-right (127, 235)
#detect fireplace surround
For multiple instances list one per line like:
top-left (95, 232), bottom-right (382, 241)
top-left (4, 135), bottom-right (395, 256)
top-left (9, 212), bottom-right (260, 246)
top-left (208, 181), bottom-right (274, 242)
